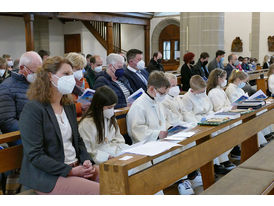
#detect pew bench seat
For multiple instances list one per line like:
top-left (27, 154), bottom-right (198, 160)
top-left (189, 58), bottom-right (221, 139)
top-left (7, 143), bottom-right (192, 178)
top-left (201, 167), bottom-right (274, 195)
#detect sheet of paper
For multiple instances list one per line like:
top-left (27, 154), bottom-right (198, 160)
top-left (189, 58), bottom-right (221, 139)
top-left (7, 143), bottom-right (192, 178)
top-left (121, 141), bottom-right (182, 156)
top-left (248, 90), bottom-right (267, 100)
top-left (119, 156), bottom-right (133, 161)
top-left (165, 131), bottom-right (195, 141)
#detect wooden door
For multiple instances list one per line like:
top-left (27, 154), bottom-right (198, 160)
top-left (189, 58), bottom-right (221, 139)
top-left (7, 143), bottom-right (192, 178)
top-left (64, 34), bottom-right (81, 53)
top-left (159, 24), bottom-right (180, 71)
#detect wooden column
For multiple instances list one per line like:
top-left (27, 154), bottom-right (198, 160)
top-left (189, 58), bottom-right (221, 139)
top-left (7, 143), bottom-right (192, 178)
top-left (144, 25), bottom-right (150, 66)
top-left (24, 13), bottom-right (34, 51)
top-left (106, 22), bottom-right (114, 55)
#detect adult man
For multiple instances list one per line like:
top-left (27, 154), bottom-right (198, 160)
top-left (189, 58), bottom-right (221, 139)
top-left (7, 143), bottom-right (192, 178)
top-left (224, 54), bottom-right (238, 80)
top-left (0, 51), bottom-right (42, 138)
top-left (124, 49), bottom-right (149, 92)
top-left (208, 50), bottom-right (225, 73)
top-left (192, 52), bottom-right (210, 81)
top-left (93, 53), bottom-right (133, 109)
top-left (85, 55), bottom-right (103, 88)
top-left (147, 51), bottom-right (164, 73)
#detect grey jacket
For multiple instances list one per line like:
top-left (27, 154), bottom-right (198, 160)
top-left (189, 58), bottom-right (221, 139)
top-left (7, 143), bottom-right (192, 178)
top-left (208, 58), bottom-right (224, 73)
top-left (19, 100), bottom-right (94, 193)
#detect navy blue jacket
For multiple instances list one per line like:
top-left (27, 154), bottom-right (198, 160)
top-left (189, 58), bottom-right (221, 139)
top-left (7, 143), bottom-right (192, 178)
top-left (0, 72), bottom-right (29, 135)
top-left (124, 67), bottom-right (149, 92)
top-left (224, 63), bottom-right (235, 80)
top-left (93, 71), bottom-right (133, 109)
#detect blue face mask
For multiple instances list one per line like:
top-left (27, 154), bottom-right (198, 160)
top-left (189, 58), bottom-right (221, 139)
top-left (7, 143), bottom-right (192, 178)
top-left (114, 68), bottom-right (124, 78)
top-left (220, 57), bottom-right (224, 63)
top-left (238, 82), bottom-right (246, 89)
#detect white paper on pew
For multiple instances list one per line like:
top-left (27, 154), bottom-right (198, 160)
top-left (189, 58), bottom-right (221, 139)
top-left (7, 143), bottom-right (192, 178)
top-left (121, 141), bottom-right (182, 156)
top-left (164, 131), bottom-right (195, 141)
top-left (248, 89), bottom-right (267, 100)
top-left (119, 155), bottom-right (133, 161)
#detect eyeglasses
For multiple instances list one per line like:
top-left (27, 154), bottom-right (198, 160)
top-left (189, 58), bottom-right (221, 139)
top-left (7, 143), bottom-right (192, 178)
top-left (23, 65), bottom-right (34, 74)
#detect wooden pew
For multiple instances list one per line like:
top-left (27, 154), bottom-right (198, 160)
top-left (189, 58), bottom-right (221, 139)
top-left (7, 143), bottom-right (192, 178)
top-left (99, 100), bottom-right (274, 194)
top-left (202, 140), bottom-right (274, 195)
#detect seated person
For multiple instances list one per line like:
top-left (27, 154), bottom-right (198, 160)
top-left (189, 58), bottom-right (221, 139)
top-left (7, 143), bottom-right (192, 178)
top-left (19, 56), bottom-right (99, 195)
top-left (78, 86), bottom-right (129, 164)
top-left (124, 49), bottom-right (149, 92)
top-left (192, 52), bottom-right (210, 81)
top-left (180, 52), bottom-right (195, 91)
top-left (181, 75), bottom-right (214, 123)
top-left (93, 53), bottom-right (133, 109)
top-left (85, 55), bottom-right (103, 88)
top-left (225, 69), bottom-right (248, 103)
top-left (241, 57), bottom-right (250, 71)
top-left (267, 64), bottom-right (274, 96)
top-left (162, 73), bottom-right (187, 128)
top-left (0, 57), bottom-right (11, 84)
top-left (126, 71), bottom-right (170, 143)
top-left (66, 52), bottom-right (90, 117)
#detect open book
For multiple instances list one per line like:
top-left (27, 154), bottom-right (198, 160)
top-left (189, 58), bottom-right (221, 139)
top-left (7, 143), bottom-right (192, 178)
top-left (127, 88), bottom-right (145, 104)
top-left (232, 90), bottom-right (267, 106)
top-left (77, 88), bottom-right (95, 104)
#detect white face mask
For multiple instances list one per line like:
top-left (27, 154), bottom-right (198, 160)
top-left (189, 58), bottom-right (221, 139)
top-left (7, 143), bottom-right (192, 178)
top-left (103, 108), bottom-right (114, 119)
top-left (94, 66), bottom-right (103, 73)
top-left (154, 89), bottom-right (166, 103)
top-left (73, 70), bottom-right (83, 81)
top-left (168, 86), bottom-right (180, 97)
top-left (220, 79), bottom-right (227, 88)
top-left (7, 61), bottom-right (13, 67)
top-left (0, 69), bottom-right (5, 77)
top-left (26, 73), bottom-right (37, 83)
top-left (136, 60), bottom-right (145, 70)
top-left (52, 74), bottom-right (76, 95)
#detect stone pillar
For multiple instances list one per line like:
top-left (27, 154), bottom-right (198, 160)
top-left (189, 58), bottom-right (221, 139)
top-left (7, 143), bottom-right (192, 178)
top-left (251, 12), bottom-right (260, 60)
top-left (34, 16), bottom-right (49, 52)
top-left (180, 12), bottom-right (224, 63)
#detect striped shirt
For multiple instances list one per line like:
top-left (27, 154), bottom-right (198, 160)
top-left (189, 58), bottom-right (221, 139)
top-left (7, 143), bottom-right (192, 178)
top-left (116, 80), bottom-right (130, 102)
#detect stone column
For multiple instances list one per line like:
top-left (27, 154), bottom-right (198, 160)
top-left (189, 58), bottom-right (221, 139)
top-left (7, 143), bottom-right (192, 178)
top-left (251, 12), bottom-right (260, 60)
top-left (34, 16), bottom-right (49, 52)
top-left (180, 12), bottom-right (224, 63)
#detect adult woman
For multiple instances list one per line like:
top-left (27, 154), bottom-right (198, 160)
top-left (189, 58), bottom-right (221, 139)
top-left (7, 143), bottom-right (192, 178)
top-left (19, 56), bottom-right (99, 195)
top-left (180, 52), bottom-right (195, 91)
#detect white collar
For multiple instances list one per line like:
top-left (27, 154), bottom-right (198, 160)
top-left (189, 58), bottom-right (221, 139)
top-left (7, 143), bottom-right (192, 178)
top-left (127, 65), bottom-right (138, 73)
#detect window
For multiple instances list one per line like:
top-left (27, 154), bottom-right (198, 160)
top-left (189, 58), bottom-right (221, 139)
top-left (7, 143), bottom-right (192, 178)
top-left (163, 41), bottom-right (171, 60)
top-left (174, 40), bottom-right (180, 60)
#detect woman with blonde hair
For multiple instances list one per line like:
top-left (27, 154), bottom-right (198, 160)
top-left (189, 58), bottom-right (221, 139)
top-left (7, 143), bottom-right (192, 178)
top-left (19, 56), bottom-right (99, 194)
top-left (263, 55), bottom-right (270, 69)
top-left (66, 52), bottom-right (90, 117)
top-left (267, 64), bottom-right (274, 95)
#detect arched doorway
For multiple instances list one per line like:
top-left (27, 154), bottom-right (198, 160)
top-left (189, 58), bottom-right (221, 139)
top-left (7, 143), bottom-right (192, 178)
top-left (151, 18), bottom-right (180, 71)
top-left (159, 24), bottom-right (180, 71)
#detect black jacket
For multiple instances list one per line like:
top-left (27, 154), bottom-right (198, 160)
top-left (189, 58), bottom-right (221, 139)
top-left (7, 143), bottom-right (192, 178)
top-left (192, 60), bottom-right (209, 80)
top-left (147, 59), bottom-right (164, 73)
top-left (180, 63), bottom-right (193, 91)
top-left (124, 67), bottom-right (149, 92)
top-left (19, 101), bottom-right (94, 193)
top-left (93, 71), bottom-right (133, 109)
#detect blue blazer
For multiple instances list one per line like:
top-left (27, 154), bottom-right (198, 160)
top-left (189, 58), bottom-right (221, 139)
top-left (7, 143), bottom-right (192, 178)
top-left (124, 68), bottom-right (149, 92)
top-left (19, 101), bottom-right (94, 193)
top-left (93, 71), bottom-right (133, 109)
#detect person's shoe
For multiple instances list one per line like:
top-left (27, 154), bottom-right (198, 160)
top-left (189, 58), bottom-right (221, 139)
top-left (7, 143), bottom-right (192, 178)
top-left (178, 180), bottom-right (194, 195)
top-left (214, 164), bottom-right (230, 175)
top-left (230, 146), bottom-right (241, 160)
top-left (189, 175), bottom-right (203, 188)
top-left (221, 161), bottom-right (236, 170)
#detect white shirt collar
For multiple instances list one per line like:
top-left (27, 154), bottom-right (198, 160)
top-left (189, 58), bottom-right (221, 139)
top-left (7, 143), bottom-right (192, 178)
top-left (127, 65), bottom-right (138, 73)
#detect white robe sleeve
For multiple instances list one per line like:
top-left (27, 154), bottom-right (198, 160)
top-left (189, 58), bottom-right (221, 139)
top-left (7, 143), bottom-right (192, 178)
top-left (78, 119), bottom-right (110, 164)
top-left (181, 95), bottom-right (199, 123)
top-left (208, 89), bottom-right (232, 112)
top-left (127, 105), bottom-right (161, 143)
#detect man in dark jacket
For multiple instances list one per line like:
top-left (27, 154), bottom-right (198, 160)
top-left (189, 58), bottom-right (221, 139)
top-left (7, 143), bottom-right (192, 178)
top-left (208, 50), bottom-right (225, 73)
top-left (224, 54), bottom-right (238, 80)
top-left (93, 53), bottom-right (133, 109)
top-left (124, 49), bottom-right (149, 92)
top-left (192, 52), bottom-right (210, 81)
top-left (0, 51), bottom-right (42, 139)
top-left (147, 51), bottom-right (164, 73)
top-left (85, 55), bottom-right (103, 88)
